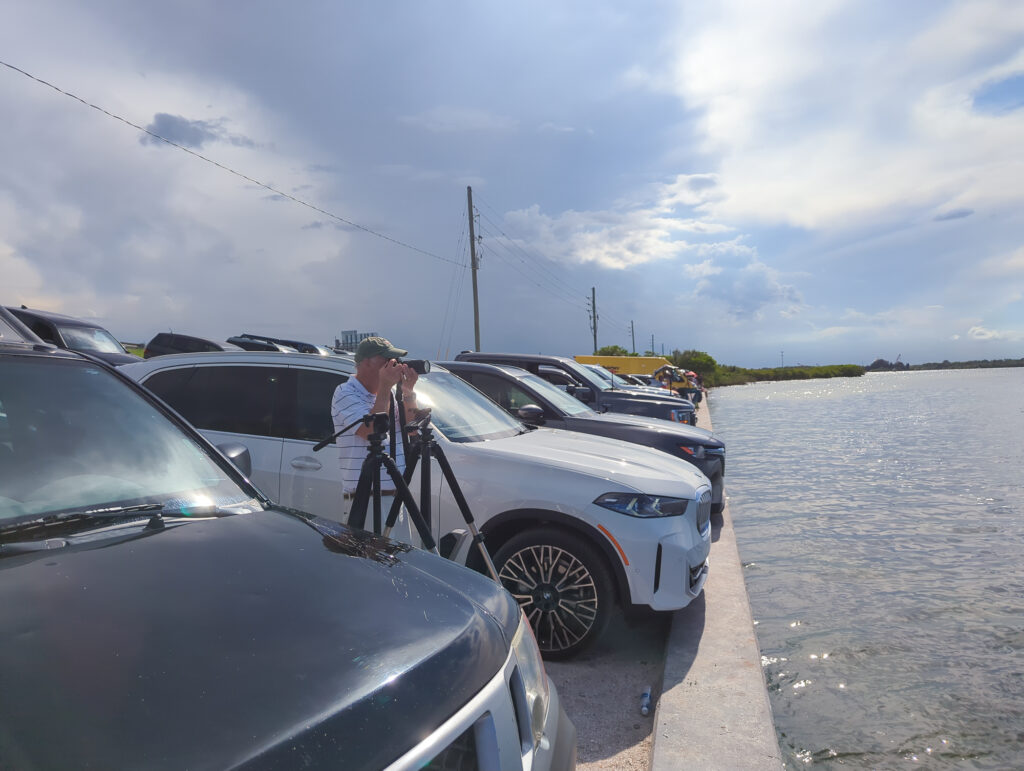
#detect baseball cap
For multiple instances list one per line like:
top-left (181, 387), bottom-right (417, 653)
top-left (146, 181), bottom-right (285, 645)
top-left (354, 336), bottom-right (408, 363)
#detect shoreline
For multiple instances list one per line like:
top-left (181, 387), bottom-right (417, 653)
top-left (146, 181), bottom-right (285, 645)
top-left (650, 395), bottom-right (782, 769)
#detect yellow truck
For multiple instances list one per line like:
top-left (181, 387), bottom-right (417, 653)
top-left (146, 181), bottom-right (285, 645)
top-left (574, 355), bottom-right (702, 402)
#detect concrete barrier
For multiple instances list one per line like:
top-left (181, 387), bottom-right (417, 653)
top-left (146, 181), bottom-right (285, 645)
top-left (650, 396), bottom-right (783, 770)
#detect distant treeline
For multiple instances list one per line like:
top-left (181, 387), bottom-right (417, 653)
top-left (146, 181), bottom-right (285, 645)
top-left (596, 346), bottom-right (867, 387)
top-left (869, 357), bottom-right (1024, 371)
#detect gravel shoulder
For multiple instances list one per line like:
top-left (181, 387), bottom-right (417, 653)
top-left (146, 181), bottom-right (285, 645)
top-left (545, 608), bottom-right (670, 770)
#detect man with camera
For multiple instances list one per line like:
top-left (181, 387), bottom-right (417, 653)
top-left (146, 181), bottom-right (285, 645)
top-left (330, 336), bottom-right (422, 497)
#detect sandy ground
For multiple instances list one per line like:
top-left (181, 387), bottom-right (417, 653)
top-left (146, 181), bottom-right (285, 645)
top-left (545, 608), bottom-right (670, 770)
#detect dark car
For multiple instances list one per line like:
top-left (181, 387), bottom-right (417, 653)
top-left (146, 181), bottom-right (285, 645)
top-left (5, 305), bottom-right (141, 365)
top-left (444, 360), bottom-right (726, 513)
top-left (0, 314), bottom-right (575, 771)
top-left (226, 334), bottom-right (299, 352)
top-left (231, 332), bottom-right (334, 355)
top-left (455, 351), bottom-right (697, 426)
top-left (143, 331), bottom-right (243, 358)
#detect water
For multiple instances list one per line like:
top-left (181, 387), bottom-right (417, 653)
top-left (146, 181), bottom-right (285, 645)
top-left (708, 369), bottom-right (1024, 769)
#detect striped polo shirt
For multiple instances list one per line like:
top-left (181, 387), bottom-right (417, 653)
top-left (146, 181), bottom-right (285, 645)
top-left (330, 376), bottom-right (406, 493)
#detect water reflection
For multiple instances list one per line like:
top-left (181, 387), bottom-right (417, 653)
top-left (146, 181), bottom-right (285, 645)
top-left (712, 369), bottom-right (1024, 769)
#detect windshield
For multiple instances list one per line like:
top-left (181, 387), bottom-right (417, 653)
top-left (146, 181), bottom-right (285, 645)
top-left (559, 359), bottom-right (610, 391)
top-left (416, 371), bottom-right (524, 442)
top-left (518, 373), bottom-right (595, 417)
top-left (0, 358), bottom-right (257, 522)
top-left (57, 325), bottom-right (126, 354)
top-left (588, 365), bottom-right (634, 388)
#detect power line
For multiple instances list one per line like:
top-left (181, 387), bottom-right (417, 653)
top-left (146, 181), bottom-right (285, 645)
top-left (474, 195), bottom-right (589, 301)
top-left (0, 59), bottom-right (463, 268)
top-left (474, 193), bottom-right (635, 340)
top-left (475, 221), bottom-right (589, 312)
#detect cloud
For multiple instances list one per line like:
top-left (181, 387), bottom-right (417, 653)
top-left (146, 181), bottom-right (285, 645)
top-left (933, 208), bottom-right (974, 221)
top-left (141, 113), bottom-right (255, 149)
top-left (656, 0), bottom-right (1024, 229)
top-left (400, 106), bottom-right (518, 133)
top-left (967, 324), bottom-right (1022, 341)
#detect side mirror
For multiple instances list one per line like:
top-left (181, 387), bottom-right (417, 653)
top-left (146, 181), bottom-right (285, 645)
top-left (516, 404), bottom-right (546, 425)
top-left (217, 442), bottom-right (252, 477)
top-left (572, 387), bottom-right (594, 404)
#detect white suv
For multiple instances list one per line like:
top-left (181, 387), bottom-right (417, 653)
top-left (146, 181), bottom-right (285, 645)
top-left (121, 351), bottom-right (712, 658)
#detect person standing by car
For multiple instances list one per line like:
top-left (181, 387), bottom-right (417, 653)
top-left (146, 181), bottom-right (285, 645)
top-left (330, 336), bottom-right (420, 496)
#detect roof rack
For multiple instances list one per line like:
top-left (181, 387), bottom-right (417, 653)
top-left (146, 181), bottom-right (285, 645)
top-left (236, 333), bottom-right (328, 355)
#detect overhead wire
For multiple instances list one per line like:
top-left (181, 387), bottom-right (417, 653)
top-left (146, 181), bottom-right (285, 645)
top-left (474, 194), bottom-right (636, 343)
top-left (474, 221), bottom-right (589, 312)
top-left (0, 59), bottom-right (463, 268)
top-left (437, 207), bottom-right (470, 359)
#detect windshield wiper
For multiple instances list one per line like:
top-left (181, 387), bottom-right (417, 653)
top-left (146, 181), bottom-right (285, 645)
top-left (0, 502), bottom-right (240, 544)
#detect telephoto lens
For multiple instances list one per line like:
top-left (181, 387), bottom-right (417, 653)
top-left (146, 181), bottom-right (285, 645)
top-left (402, 359), bottom-right (431, 375)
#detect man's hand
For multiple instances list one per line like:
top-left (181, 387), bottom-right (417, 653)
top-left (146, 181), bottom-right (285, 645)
top-left (401, 365), bottom-right (419, 393)
top-left (377, 359), bottom-right (408, 395)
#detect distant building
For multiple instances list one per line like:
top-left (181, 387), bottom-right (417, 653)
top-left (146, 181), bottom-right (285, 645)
top-left (336, 330), bottom-right (378, 350)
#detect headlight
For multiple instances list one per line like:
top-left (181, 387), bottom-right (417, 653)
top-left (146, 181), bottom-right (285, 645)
top-left (593, 492), bottom-right (688, 518)
top-left (512, 613), bottom-right (550, 751)
top-left (669, 409), bottom-right (689, 422)
top-left (679, 445), bottom-right (706, 458)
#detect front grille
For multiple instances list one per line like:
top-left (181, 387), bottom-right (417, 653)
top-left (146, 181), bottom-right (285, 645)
top-left (425, 724), bottom-right (478, 771)
top-left (696, 491), bottom-right (712, 534)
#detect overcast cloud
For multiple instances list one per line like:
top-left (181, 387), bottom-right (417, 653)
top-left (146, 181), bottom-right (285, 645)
top-left (2, 0), bottom-right (1023, 367)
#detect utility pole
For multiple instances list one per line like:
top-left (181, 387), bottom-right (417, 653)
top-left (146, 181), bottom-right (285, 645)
top-left (467, 186), bottom-right (480, 351)
top-left (780, 350), bottom-right (784, 368)
top-left (650, 334), bottom-right (655, 354)
top-left (630, 320), bottom-right (636, 354)
top-left (586, 287), bottom-right (598, 353)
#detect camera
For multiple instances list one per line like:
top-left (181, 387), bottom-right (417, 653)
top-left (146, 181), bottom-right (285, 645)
top-left (399, 359), bottom-right (431, 375)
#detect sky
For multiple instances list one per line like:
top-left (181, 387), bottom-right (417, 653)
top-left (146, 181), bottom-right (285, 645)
top-left (2, 0), bottom-right (1024, 368)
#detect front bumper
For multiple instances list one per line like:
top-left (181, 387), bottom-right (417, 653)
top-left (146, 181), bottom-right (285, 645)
top-left (588, 492), bottom-right (712, 612)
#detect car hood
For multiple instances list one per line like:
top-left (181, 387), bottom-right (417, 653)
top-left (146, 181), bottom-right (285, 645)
top-left (472, 427), bottom-right (710, 494)
top-left (90, 350), bottom-right (144, 365)
top-left (572, 410), bottom-right (722, 446)
top-left (0, 510), bottom-right (519, 771)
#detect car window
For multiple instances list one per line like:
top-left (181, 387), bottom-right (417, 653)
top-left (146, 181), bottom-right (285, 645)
top-left (0, 358), bottom-right (255, 521)
top-left (560, 360), bottom-right (610, 390)
top-left (284, 368), bottom-right (349, 442)
top-left (464, 373), bottom-right (539, 413)
top-left (516, 373), bottom-right (595, 416)
top-left (415, 371), bottom-right (523, 443)
top-left (20, 317), bottom-right (57, 344)
top-left (57, 325), bottom-right (126, 355)
top-left (147, 365), bottom-right (283, 438)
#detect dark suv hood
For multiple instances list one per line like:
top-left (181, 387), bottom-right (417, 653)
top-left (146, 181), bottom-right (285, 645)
top-left (0, 510), bottom-right (519, 770)
top-left (576, 410), bottom-right (721, 445)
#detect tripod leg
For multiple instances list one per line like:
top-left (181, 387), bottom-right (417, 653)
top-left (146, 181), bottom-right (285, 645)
top-left (431, 444), bottom-right (500, 582)
top-left (380, 455), bottom-right (438, 554)
top-left (384, 447), bottom-right (420, 537)
top-left (348, 455), bottom-right (379, 531)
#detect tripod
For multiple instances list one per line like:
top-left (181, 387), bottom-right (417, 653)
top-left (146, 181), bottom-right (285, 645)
top-left (382, 416), bottom-right (499, 582)
top-left (314, 412), bottom-right (438, 555)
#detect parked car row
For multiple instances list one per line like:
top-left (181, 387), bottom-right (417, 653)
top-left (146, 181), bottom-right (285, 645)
top-left (120, 350), bottom-right (716, 659)
top-left (0, 307), bottom-right (576, 771)
top-left (2, 302), bottom-right (726, 769)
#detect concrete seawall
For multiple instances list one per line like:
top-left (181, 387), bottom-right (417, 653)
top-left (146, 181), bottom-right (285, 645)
top-left (650, 395), bottom-right (783, 770)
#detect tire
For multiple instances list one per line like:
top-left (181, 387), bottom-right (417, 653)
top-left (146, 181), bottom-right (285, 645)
top-left (494, 527), bottom-right (615, 660)
top-left (710, 473), bottom-right (724, 514)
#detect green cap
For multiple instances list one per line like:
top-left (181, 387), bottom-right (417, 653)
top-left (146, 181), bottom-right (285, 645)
top-left (354, 336), bottom-right (408, 363)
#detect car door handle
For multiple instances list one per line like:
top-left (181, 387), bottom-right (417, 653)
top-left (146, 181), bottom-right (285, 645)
top-left (290, 457), bottom-right (322, 471)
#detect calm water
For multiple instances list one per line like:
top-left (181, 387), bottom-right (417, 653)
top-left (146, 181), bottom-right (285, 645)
top-left (709, 369), bottom-right (1024, 769)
